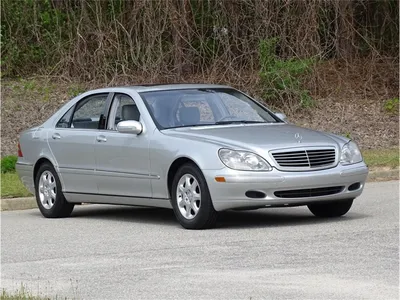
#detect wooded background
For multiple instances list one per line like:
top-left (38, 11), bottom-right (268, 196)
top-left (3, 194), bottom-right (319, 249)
top-left (1, 0), bottom-right (399, 156)
top-left (1, 0), bottom-right (398, 81)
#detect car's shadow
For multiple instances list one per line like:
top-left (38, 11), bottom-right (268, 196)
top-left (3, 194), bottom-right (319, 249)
top-left (70, 205), bottom-right (178, 226)
top-left (217, 209), bottom-right (368, 229)
top-left (48, 204), bottom-right (370, 229)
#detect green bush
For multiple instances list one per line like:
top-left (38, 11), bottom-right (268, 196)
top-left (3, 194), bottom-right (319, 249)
top-left (384, 98), bottom-right (399, 114)
top-left (1, 155), bottom-right (18, 173)
top-left (259, 38), bottom-right (315, 107)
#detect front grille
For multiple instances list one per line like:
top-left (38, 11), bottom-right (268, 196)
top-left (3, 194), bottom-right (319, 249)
top-left (271, 148), bottom-right (336, 170)
top-left (274, 186), bottom-right (344, 198)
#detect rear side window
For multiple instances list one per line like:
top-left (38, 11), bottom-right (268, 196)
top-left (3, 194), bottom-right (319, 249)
top-left (56, 94), bottom-right (108, 129)
top-left (56, 106), bottom-right (74, 128)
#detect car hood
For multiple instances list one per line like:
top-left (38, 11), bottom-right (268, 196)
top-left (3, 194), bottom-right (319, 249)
top-left (162, 123), bottom-right (343, 151)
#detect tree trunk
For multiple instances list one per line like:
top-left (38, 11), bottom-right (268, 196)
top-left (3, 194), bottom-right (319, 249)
top-left (335, 0), bottom-right (355, 60)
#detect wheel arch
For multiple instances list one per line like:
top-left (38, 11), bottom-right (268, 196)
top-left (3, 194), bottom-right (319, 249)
top-left (167, 157), bottom-right (201, 197)
top-left (33, 157), bottom-right (56, 180)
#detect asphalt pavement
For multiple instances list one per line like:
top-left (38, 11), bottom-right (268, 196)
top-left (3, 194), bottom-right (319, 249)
top-left (1, 181), bottom-right (399, 300)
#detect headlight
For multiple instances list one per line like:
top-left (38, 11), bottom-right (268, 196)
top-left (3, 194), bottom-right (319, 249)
top-left (340, 141), bottom-right (363, 165)
top-left (218, 149), bottom-right (272, 171)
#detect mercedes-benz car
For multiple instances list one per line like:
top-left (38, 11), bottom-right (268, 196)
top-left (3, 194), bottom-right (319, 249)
top-left (16, 84), bottom-right (369, 229)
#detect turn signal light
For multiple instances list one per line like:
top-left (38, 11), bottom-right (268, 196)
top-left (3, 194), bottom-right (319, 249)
top-left (215, 176), bottom-right (226, 182)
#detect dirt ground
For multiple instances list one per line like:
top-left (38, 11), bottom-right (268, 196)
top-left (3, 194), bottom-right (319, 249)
top-left (1, 61), bottom-right (398, 157)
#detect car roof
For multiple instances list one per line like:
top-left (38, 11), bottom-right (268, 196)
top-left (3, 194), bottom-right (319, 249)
top-left (89, 83), bottom-right (233, 94)
top-left (130, 83), bottom-right (232, 92)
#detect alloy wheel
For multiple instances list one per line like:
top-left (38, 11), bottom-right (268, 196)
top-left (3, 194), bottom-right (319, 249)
top-left (38, 170), bottom-right (57, 209)
top-left (176, 174), bottom-right (201, 219)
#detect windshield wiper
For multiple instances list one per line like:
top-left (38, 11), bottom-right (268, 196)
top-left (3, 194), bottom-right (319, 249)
top-left (163, 120), bottom-right (267, 129)
top-left (170, 123), bottom-right (215, 129)
top-left (214, 120), bottom-right (267, 125)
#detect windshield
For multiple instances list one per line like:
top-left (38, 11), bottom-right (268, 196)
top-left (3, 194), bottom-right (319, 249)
top-left (139, 88), bottom-right (281, 129)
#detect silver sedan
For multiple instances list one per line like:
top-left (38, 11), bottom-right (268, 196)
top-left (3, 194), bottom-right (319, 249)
top-left (16, 84), bottom-right (368, 229)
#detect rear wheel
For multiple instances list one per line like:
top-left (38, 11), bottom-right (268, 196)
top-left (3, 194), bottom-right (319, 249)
top-left (307, 199), bottom-right (354, 218)
top-left (35, 162), bottom-right (74, 218)
top-left (171, 163), bottom-right (218, 229)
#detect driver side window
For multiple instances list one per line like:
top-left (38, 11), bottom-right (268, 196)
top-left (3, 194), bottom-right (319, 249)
top-left (108, 94), bottom-right (140, 130)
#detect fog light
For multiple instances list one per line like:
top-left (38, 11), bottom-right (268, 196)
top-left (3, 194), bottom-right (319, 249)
top-left (348, 182), bottom-right (361, 191)
top-left (245, 191), bottom-right (266, 199)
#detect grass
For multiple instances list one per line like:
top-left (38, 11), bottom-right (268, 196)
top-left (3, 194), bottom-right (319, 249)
top-left (1, 172), bottom-right (32, 198)
top-left (1, 289), bottom-right (51, 300)
top-left (362, 148), bottom-right (399, 169)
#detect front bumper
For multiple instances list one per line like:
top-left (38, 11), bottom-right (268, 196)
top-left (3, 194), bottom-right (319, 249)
top-left (203, 162), bottom-right (369, 211)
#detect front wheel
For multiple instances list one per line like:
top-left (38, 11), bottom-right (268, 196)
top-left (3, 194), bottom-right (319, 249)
top-left (171, 163), bottom-right (218, 229)
top-left (35, 162), bottom-right (74, 218)
top-left (307, 199), bottom-right (354, 218)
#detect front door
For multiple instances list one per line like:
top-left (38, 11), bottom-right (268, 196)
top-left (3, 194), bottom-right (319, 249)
top-left (94, 93), bottom-right (152, 197)
top-left (48, 93), bottom-right (110, 194)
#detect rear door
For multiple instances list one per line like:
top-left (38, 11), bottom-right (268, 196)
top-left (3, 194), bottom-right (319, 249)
top-left (48, 93), bottom-right (110, 194)
top-left (94, 93), bottom-right (152, 197)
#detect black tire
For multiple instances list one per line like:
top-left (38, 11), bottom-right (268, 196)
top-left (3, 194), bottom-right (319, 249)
top-left (307, 199), bottom-right (354, 218)
top-left (171, 163), bottom-right (218, 229)
top-left (35, 162), bottom-right (74, 218)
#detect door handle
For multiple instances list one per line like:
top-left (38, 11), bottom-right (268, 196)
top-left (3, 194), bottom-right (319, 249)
top-left (96, 135), bottom-right (107, 143)
top-left (52, 133), bottom-right (61, 140)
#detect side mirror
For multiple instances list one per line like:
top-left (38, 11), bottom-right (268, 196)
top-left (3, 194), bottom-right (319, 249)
top-left (275, 112), bottom-right (287, 122)
top-left (117, 120), bottom-right (143, 135)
